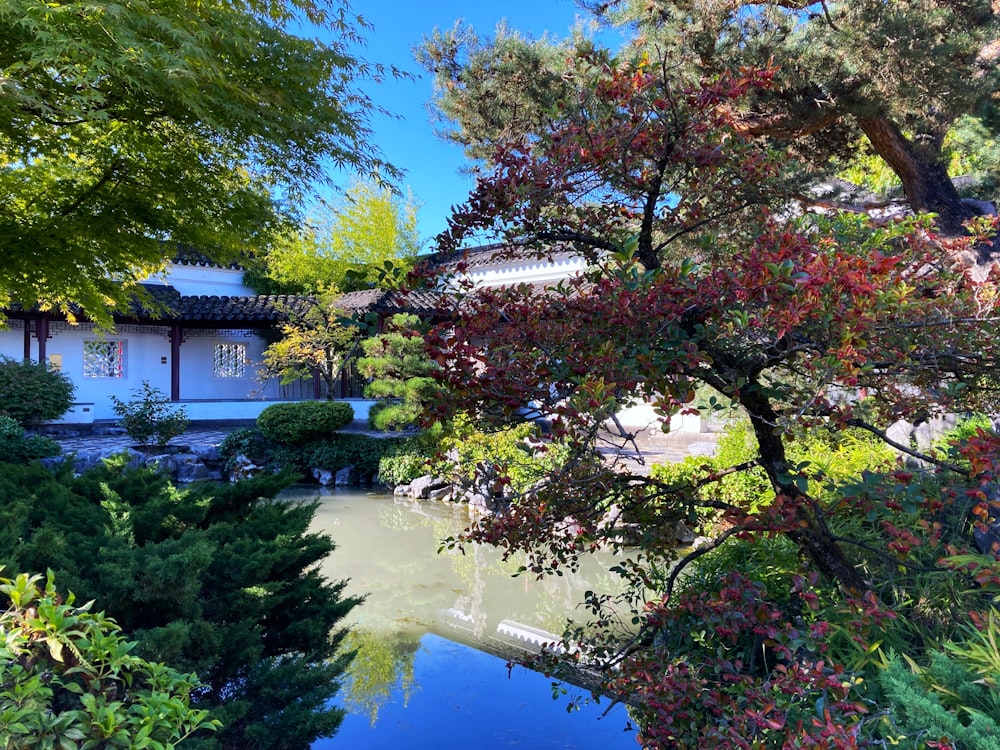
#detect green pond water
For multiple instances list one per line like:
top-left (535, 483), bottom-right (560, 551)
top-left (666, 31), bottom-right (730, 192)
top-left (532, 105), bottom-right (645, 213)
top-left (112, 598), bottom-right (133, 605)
top-left (296, 488), bottom-right (640, 749)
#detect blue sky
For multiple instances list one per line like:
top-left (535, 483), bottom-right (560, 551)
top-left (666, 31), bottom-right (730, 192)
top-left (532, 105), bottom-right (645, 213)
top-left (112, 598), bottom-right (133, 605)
top-left (330, 0), bottom-right (591, 248)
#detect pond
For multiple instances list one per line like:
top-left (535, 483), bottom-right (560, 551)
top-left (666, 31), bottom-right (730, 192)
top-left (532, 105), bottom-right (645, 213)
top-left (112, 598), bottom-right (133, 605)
top-left (297, 488), bottom-right (640, 750)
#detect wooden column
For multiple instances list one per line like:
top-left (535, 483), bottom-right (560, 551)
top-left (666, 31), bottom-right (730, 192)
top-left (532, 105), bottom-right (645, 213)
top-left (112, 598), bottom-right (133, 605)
top-left (23, 318), bottom-right (32, 360)
top-left (35, 316), bottom-right (49, 364)
top-left (170, 324), bottom-right (183, 402)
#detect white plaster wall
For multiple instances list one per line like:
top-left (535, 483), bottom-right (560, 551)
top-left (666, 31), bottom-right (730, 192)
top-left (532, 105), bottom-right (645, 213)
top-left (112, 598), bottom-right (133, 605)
top-left (174, 333), bottom-right (270, 400)
top-left (0, 321), bottom-right (26, 362)
top-left (0, 323), bottom-right (289, 421)
top-left (49, 325), bottom-right (173, 421)
top-left (460, 256), bottom-right (590, 289)
top-left (145, 263), bottom-right (255, 297)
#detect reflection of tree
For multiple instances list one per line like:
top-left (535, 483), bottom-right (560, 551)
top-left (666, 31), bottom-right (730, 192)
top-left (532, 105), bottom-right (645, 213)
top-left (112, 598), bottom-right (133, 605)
top-left (308, 491), bottom-right (636, 700)
top-left (337, 628), bottom-right (421, 727)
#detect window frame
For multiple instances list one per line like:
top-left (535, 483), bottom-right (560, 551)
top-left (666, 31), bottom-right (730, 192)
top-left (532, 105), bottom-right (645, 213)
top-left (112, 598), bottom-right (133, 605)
top-left (212, 341), bottom-right (248, 379)
top-left (82, 339), bottom-right (127, 379)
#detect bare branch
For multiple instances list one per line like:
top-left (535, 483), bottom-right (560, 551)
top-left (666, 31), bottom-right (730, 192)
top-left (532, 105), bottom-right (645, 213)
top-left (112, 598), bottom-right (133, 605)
top-left (845, 417), bottom-right (970, 475)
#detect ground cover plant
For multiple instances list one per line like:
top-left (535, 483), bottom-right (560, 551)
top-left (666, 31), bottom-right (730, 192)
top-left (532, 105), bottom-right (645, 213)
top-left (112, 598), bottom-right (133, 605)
top-left (414, 14), bottom-right (1000, 746)
top-left (0, 461), bottom-right (361, 749)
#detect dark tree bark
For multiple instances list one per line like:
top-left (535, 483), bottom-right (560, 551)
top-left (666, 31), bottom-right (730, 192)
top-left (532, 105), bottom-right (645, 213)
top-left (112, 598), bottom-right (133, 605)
top-left (857, 115), bottom-right (981, 236)
top-left (740, 386), bottom-right (868, 592)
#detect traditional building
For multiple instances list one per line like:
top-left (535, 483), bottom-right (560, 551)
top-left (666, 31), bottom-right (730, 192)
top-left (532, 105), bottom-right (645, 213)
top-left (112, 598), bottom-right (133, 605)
top-left (1, 243), bottom-right (702, 435)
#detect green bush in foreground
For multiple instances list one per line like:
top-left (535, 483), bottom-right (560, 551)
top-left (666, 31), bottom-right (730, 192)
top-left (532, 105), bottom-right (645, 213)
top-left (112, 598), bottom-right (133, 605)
top-left (0, 461), bottom-right (361, 749)
top-left (0, 569), bottom-right (219, 748)
top-left (258, 401), bottom-right (354, 445)
top-left (0, 356), bottom-right (75, 426)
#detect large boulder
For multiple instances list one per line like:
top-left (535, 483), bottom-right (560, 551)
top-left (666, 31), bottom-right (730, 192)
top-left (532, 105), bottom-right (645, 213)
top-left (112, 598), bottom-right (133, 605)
top-left (409, 474), bottom-right (450, 500)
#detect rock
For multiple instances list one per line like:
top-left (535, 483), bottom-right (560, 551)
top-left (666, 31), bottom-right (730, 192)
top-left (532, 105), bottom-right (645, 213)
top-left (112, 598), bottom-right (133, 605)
top-left (191, 444), bottom-right (221, 462)
top-left (335, 465), bottom-right (354, 486)
top-left (674, 521), bottom-right (695, 545)
top-left (312, 467), bottom-right (335, 486)
top-left (39, 455), bottom-right (67, 471)
top-left (393, 483), bottom-right (412, 497)
top-left (174, 454), bottom-right (210, 483)
top-left (72, 450), bottom-right (110, 474)
top-left (229, 454), bottom-right (261, 482)
top-left (427, 486), bottom-right (452, 502)
top-left (466, 491), bottom-right (491, 514)
top-left (409, 474), bottom-right (448, 499)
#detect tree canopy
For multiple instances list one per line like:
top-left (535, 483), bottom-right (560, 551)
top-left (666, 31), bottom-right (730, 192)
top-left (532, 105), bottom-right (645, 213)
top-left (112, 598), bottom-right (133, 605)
top-left (246, 179), bottom-right (423, 295)
top-left (419, 0), bottom-right (999, 240)
top-left (416, 26), bottom-right (1000, 748)
top-left (0, 0), bottom-right (399, 323)
top-left (259, 290), bottom-right (362, 400)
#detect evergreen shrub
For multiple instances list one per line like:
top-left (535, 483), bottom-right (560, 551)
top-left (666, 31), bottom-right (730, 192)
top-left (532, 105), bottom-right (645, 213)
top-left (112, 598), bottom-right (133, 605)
top-left (257, 401), bottom-right (354, 444)
top-left (0, 414), bottom-right (60, 462)
top-left (0, 356), bottom-right (75, 426)
top-left (0, 461), bottom-right (361, 749)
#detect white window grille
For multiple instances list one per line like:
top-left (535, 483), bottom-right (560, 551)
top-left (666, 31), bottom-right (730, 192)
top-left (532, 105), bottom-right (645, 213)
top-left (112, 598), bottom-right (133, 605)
top-left (213, 343), bottom-right (247, 378)
top-left (83, 340), bottom-right (126, 378)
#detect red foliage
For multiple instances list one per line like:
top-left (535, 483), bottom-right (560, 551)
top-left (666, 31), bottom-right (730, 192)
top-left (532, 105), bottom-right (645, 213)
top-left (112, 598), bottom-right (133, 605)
top-left (418, 49), bottom-right (1000, 749)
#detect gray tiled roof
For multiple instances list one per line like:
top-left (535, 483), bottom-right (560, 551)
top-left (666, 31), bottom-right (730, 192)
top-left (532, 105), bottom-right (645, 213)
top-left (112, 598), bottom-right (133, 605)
top-left (120, 285), bottom-right (444, 327)
top-left (335, 288), bottom-right (444, 316)
top-left (425, 242), bottom-right (582, 272)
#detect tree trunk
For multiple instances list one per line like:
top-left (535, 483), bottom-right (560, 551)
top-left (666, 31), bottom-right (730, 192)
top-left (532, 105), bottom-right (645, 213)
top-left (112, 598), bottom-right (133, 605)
top-left (740, 388), bottom-right (868, 592)
top-left (857, 115), bottom-right (978, 236)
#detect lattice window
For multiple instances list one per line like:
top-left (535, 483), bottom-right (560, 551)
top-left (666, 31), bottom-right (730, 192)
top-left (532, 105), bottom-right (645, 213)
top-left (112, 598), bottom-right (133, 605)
top-left (83, 340), bottom-right (126, 378)
top-left (213, 343), bottom-right (247, 378)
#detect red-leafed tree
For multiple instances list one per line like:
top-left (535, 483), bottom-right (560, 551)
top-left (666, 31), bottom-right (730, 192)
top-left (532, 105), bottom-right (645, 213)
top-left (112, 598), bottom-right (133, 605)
top-left (421, 49), bottom-right (1000, 748)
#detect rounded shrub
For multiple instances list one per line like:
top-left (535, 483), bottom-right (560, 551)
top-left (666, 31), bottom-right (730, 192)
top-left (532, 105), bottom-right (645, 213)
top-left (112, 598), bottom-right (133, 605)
top-left (257, 401), bottom-right (355, 445)
top-left (0, 356), bottom-right (75, 426)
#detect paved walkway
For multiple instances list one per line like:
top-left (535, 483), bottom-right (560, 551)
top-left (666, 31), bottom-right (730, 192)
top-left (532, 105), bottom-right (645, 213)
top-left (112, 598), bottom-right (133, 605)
top-left (49, 425), bottom-right (719, 469)
top-left (53, 427), bottom-right (236, 456)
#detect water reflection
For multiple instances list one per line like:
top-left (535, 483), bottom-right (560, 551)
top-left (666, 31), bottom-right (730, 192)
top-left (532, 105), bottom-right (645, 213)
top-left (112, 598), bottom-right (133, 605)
top-left (296, 488), bottom-right (638, 748)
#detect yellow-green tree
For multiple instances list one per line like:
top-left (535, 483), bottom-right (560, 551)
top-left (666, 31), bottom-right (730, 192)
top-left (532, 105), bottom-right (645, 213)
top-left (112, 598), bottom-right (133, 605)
top-left (248, 179), bottom-right (423, 295)
top-left (0, 0), bottom-right (399, 324)
top-left (259, 292), bottom-right (362, 399)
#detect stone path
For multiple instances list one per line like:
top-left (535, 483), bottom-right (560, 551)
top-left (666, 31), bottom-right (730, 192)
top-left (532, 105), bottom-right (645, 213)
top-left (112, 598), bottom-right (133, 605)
top-left (48, 424), bottom-right (719, 477)
top-left (53, 427), bottom-right (235, 456)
